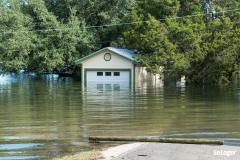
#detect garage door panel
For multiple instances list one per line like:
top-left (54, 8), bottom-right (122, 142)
top-left (86, 71), bottom-right (130, 83)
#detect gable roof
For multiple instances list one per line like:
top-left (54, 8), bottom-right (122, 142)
top-left (76, 47), bottom-right (135, 64)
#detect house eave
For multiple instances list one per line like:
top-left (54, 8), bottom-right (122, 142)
top-left (75, 47), bottom-right (136, 64)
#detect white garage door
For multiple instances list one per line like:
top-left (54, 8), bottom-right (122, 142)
top-left (86, 70), bottom-right (130, 83)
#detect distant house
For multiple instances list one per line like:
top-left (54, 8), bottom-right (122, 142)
top-left (77, 47), bottom-right (163, 88)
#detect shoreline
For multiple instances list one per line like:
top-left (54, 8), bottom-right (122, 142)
top-left (52, 143), bottom-right (142, 160)
top-left (105, 142), bottom-right (240, 160)
top-left (102, 143), bottom-right (143, 160)
top-left (54, 142), bottom-right (240, 160)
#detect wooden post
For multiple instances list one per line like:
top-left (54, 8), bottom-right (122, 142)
top-left (89, 136), bottom-right (224, 145)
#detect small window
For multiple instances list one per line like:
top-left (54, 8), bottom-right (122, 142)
top-left (97, 72), bottom-right (103, 76)
top-left (105, 72), bottom-right (111, 76)
top-left (114, 72), bottom-right (120, 76)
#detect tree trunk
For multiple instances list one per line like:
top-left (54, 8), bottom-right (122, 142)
top-left (89, 136), bottom-right (224, 145)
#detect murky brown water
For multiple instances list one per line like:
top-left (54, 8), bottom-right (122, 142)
top-left (0, 74), bottom-right (240, 159)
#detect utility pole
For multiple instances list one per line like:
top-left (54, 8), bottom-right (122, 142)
top-left (204, 0), bottom-right (216, 19)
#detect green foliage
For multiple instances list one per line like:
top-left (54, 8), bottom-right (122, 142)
top-left (122, 0), bottom-right (240, 85)
top-left (44, 0), bottom-right (136, 47)
top-left (23, 0), bottom-right (63, 72)
top-left (199, 17), bottom-right (240, 84)
top-left (60, 11), bottom-right (95, 66)
top-left (138, 0), bottom-right (180, 18)
top-left (43, 0), bottom-right (74, 21)
top-left (211, 0), bottom-right (240, 11)
top-left (0, 0), bottom-right (240, 85)
top-left (166, 18), bottom-right (204, 75)
top-left (123, 14), bottom-right (176, 74)
top-left (22, 0), bottom-right (94, 72)
top-left (178, 0), bottom-right (203, 16)
top-left (0, 0), bottom-right (33, 72)
top-left (79, 0), bottom-right (137, 47)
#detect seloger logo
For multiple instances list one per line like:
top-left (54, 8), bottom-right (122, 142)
top-left (213, 150), bottom-right (237, 157)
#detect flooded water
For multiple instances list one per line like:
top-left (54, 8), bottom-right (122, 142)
top-left (0, 74), bottom-right (240, 159)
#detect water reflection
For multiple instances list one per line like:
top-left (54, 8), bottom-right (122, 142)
top-left (96, 83), bottom-right (121, 92)
top-left (0, 74), bottom-right (16, 85)
top-left (0, 75), bottom-right (240, 159)
top-left (236, 88), bottom-right (240, 102)
top-left (0, 143), bottom-right (41, 150)
top-left (97, 84), bottom-right (103, 91)
top-left (113, 84), bottom-right (120, 91)
top-left (87, 82), bottom-right (129, 92)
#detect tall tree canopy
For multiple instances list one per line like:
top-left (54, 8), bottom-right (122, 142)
top-left (43, 0), bottom-right (137, 47)
top-left (138, 0), bottom-right (180, 18)
top-left (0, 0), bottom-right (33, 72)
top-left (21, 0), bottom-right (94, 72)
top-left (123, 13), bottom-right (176, 75)
top-left (0, 0), bottom-right (239, 85)
top-left (121, 0), bottom-right (240, 84)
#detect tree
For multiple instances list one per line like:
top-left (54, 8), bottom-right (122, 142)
top-left (165, 17), bottom-right (205, 79)
top-left (174, 16), bottom-right (240, 85)
top-left (123, 13), bottom-right (176, 75)
top-left (43, 0), bottom-right (137, 48)
top-left (0, 0), bottom-right (33, 72)
top-left (75, 0), bottom-right (137, 47)
top-left (178, 0), bottom-right (203, 16)
top-left (198, 17), bottom-right (240, 84)
top-left (21, 0), bottom-right (63, 72)
top-left (22, 0), bottom-right (94, 72)
top-left (59, 11), bottom-right (95, 67)
top-left (211, 0), bottom-right (240, 11)
top-left (43, 0), bottom-right (74, 21)
top-left (0, 0), bottom-right (240, 85)
top-left (137, 0), bottom-right (180, 19)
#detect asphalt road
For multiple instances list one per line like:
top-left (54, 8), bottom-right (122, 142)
top-left (113, 143), bottom-right (240, 160)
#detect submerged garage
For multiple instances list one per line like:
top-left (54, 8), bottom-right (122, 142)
top-left (77, 47), bottom-right (135, 88)
top-left (86, 70), bottom-right (130, 83)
